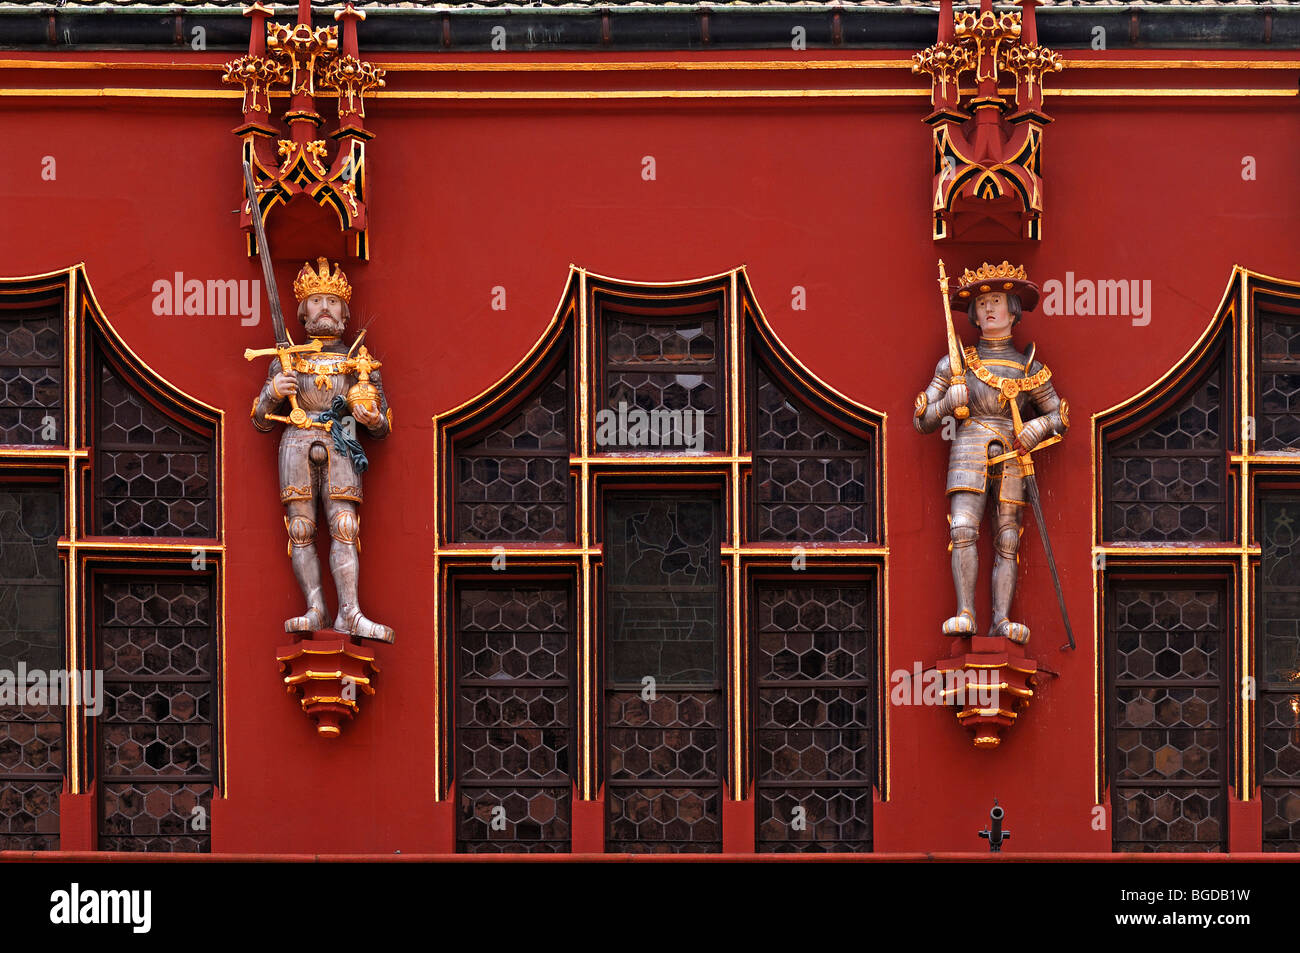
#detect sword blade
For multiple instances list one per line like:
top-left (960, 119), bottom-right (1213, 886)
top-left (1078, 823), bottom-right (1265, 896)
top-left (1024, 473), bottom-right (1076, 650)
top-left (242, 161), bottom-right (289, 348)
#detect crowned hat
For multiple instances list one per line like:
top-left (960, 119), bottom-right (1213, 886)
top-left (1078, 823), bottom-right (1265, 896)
top-left (292, 257), bottom-right (352, 303)
top-left (949, 260), bottom-right (1039, 313)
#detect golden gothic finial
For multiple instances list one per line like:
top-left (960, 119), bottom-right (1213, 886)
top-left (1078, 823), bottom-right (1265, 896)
top-left (293, 258), bottom-right (353, 302)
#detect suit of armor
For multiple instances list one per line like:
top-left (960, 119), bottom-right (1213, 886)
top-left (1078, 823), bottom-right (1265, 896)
top-left (250, 259), bottom-right (394, 643)
top-left (914, 333), bottom-right (1069, 644)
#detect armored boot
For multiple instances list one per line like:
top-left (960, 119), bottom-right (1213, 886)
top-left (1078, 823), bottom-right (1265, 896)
top-left (335, 602), bottom-right (395, 644)
top-left (326, 505), bottom-right (394, 644)
top-left (285, 512), bottom-right (329, 633)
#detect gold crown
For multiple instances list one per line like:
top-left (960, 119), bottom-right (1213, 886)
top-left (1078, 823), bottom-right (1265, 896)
top-left (293, 258), bottom-right (352, 303)
top-left (958, 260), bottom-right (1027, 288)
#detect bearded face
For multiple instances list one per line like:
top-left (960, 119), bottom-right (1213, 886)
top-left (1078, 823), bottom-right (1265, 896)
top-left (299, 294), bottom-right (348, 337)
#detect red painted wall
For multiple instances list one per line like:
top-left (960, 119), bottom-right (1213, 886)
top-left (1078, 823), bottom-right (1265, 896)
top-left (2, 50), bottom-right (1297, 853)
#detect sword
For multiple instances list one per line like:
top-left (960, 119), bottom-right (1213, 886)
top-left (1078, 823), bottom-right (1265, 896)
top-left (241, 161), bottom-right (325, 431)
top-left (938, 259), bottom-right (969, 420)
top-left (1008, 398), bottom-right (1075, 650)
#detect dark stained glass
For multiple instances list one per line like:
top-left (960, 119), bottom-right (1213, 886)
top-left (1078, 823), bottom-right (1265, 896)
top-left (456, 585), bottom-right (571, 852)
top-left (1260, 495), bottom-right (1300, 850)
top-left (753, 364), bottom-right (871, 542)
top-left (0, 486), bottom-right (63, 851)
top-left (1109, 584), bottom-right (1226, 852)
top-left (98, 578), bottom-right (214, 852)
top-left (755, 584), bottom-right (872, 852)
top-left (0, 304), bottom-right (63, 446)
top-left (605, 494), bottom-right (722, 852)
top-left (455, 368), bottom-right (571, 542)
top-left (1259, 315), bottom-right (1300, 452)
top-left (1103, 368), bottom-right (1226, 543)
top-left (96, 356), bottom-right (215, 537)
top-left (602, 314), bottom-right (720, 452)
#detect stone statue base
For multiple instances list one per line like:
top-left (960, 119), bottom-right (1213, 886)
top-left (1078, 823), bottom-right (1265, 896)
top-left (276, 632), bottom-right (380, 738)
top-left (935, 636), bottom-right (1038, 749)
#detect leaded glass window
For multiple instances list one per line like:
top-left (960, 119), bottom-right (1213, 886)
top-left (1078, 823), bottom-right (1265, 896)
top-left (601, 310), bottom-right (721, 452)
top-left (755, 582), bottom-right (873, 852)
top-left (454, 365), bottom-right (571, 542)
top-left (435, 268), bottom-right (885, 852)
top-left (1260, 494), bottom-right (1300, 849)
top-left (1258, 312), bottom-right (1300, 451)
top-left (98, 577), bottom-right (215, 852)
top-left (1102, 359), bottom-right (1228, 543)
top-left (456, 584), bottom-right (573, 852)
top-left (94, 349), bottom-right (216, 537)
top-left (0, 485), bottom-right (64, 850)
top-left (605, 493), bottom-right (723, 852)
top-left (752, 363), bottom-right (872, 542)
top-left (1108, 582), bottom-right (1227, 852)
top-left (0, 293), bottom-right (63, 446)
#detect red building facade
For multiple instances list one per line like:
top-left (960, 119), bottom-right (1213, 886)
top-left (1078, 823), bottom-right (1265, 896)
top-left (1, 0), bottom-right (1299, 857)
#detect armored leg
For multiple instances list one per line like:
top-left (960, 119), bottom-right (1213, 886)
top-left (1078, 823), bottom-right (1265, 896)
top-left (284, 500), bottom-right (329, 633)
top-left (990, 499), bottom-right (1029, 644)
top-left (944, 490), bottom-right (986, 636)
top-left (324, 499), bottom-right (394, 644)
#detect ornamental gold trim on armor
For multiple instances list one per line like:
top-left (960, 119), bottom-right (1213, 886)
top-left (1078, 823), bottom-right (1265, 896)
top-left (963, 346), bottom-right (1051, 403)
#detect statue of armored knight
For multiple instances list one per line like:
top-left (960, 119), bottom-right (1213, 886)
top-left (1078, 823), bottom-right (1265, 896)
top-left (913, 261), bottom-right (1070, 645)
top-left (250, 258), bottom-right (395, 643)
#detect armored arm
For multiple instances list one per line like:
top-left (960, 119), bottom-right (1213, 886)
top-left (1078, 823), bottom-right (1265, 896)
top-left (250, 357), bottom-right (286, 432)
top-left (914, 355), bottom-right (957, 434)
top-left (1017, 359), bottom-right (1069, 452)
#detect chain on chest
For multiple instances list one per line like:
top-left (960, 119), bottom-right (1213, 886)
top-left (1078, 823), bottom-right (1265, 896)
top-left (292, 353), bottom-right (354, 391)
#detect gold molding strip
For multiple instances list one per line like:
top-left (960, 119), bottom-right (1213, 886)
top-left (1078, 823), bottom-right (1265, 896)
top-left (5, 86), bottom-right (1292, 102)
top-left (64, 268), bottom-right (79, 794)
top-left (578, 267), bottom-right (593, 802)
top-left (724, 545), bottom-right (888, 557)
top-left (58, 539), bottom-right (226, 552)
top-left (1233, 453), bottom-right (1300, 464)
top-left (1239, 272), bottom-right (1252, 801)
top-left (1093, 545), bottom-right (1258, 557)
top-left (3, 57), bottom-right (1297, 73)
top-left (729, 271), bottom-right (742, 798)
top-left (573, 454), bottom-right (752, 465)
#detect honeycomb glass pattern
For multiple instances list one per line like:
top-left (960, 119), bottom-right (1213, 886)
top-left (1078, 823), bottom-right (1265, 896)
top-left (0, 486), bottom-right (63, 850)
top-left (456, 585), bottom-right (571, 852)
top-left (753, 364), bottom-right (871, 542)
top-left (1260, 496), bottom-right (1300, 850)
top-left (455, 367), bottom-right (571, 542)
top-left (96, 357), bottom-right (215, 537)
top-left (99, 578), bottom-right (215, 852)
top-left (1103, 368), bottom-right (1225, 543)
top-left (755, 585), bottom-right (873, 852)
top-left (1109, 584), bottom-right (1226, 852)
top-left (603, 313), bottom-right (720, 452)
top-left (605, 494), bottom-right (722, 852)
top-left (1259, 315), bottom-right (1300, 451)
top-left (0, 304), bottom-right (63, 446)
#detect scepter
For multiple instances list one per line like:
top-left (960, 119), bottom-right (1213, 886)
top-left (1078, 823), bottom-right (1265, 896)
top-left (937, 259), bottom-right (969, 420)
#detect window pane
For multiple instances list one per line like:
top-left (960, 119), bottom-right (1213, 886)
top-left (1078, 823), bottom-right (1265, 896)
top-left (456, 584), bottom-right (572, 853)
top-left (455, 367), bottom-right (571, 542)
top-left (96, 354), bottom-right (215, 537)
top-left (605, 493), bottom-right (722, 852)
top-left (98, 577), bottom-right (214, 852)
top-left (755, 583), bottom-right (873, 853)
top-left (1103, 367), bottom-right (1226, 543)
top-left (1260, 495), bottom-right (1300, 850)
top-left (0, 300), bottom-right (63, 446)
top-left (1108, 582), bottom-right (1226, 852)
top-left (602, 314), bottom-right (721, 452)
top-left (0, 485), bottom-right (64, 851)
top-left (1258, 314), bottom-right (1300, 452)
top-left (753, 364), bottom-right (871, 542)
